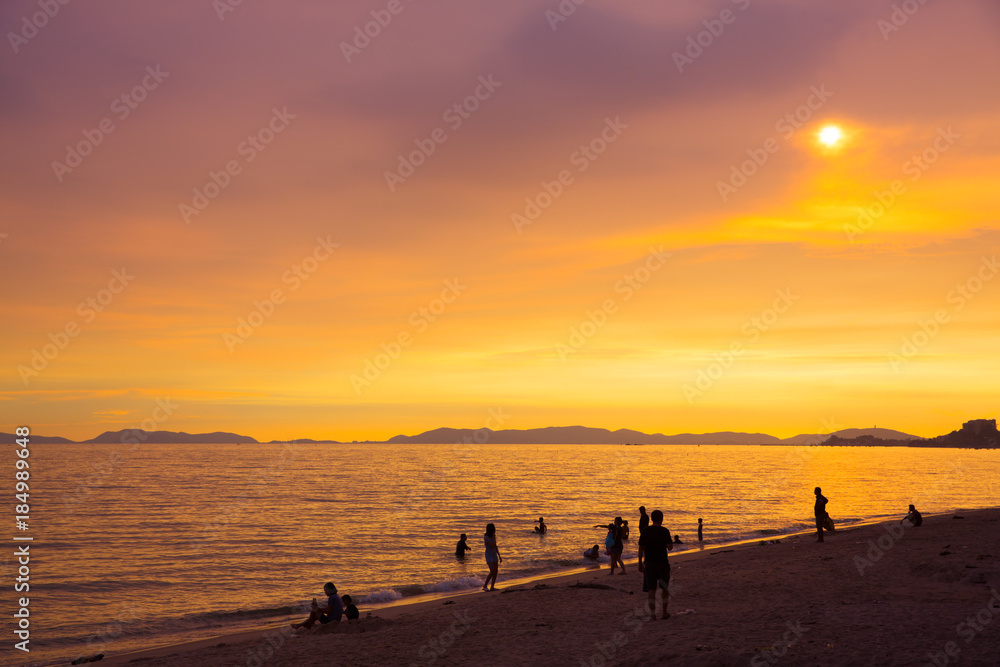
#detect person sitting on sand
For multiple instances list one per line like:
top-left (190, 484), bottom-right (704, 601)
top-left (901, 504), bottom-right (923, 527)
top-left (342, 595), bottom-right (359, 621)
top-left (584, 544), bottom-right (600, 560)
top-left (456, 533), bottom-right (471, 559)
top-left (292, 582), bottom-right (343, 629)
top-left (637, 509), bottom-right (673, 620)
top-left (534, 517), bottom-right (547, 534)
top-left (673, 534), bottom-right (683, 545)
top-left (483, 523), bottom-right (502, 591)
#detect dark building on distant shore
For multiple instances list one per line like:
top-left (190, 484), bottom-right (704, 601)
top-left (962, 419), bottom-right (998, 436)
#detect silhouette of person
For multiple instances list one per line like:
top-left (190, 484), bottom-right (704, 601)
top-left (482, 523), bottom-right (502, 591)
top-left (901, 504), bottom-right (922, 527)
top-left (584, 544), bottom-right (600, 560)
top-left (637, 509), bottom-right (673, 620)
top-left (455, 533), bottom-right (471, 559)
top-left (292, 582), bottom-right (343, 629)
top-left (814, 487), bottom-right (829, 543)
top-left (621, 519), bottom-right (630, 541)
top-left (608, 516), bottom-right (626, 575)
top-left (697, 518), bottom-right (703, 542)
top-left (534, 517), bottom-right (547, 534)
top-left (342, 595), bottom-right (359, 621)
top-left (638, 506), bottom-right (650, 536)
top-left (673, 534), bottom-right (683, 545)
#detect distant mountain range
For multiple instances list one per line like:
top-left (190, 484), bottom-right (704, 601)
top-left (6, 421), bottom-right (998, 447)
top-left (0, 425), bottom-right (925, 445)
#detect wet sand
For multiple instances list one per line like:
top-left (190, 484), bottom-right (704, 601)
top-left (100, 508), bottom-right (1000, 666)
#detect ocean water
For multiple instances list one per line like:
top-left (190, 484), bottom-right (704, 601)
top-left (6, 441), bottom-right (1000, 666)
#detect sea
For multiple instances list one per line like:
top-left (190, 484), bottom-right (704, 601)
top-left (5, 441), bottom-right (999, 666)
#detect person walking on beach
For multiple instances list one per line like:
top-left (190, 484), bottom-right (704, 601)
top-left (456, 533), bottom-right (471, 559)
top-left (638, 506), bottom-right (650, 536)
top-left (483, 523), bottom-right (502, 591)
top-left (814, 487), bottom-right (829, 542)
top-left (637, 509), bottom-right (673, 620)
top-left (608, 516), bottom-right (626, 575)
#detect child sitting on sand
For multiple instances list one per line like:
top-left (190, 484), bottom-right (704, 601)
top-left (342, 594), bottom-right (359, 621)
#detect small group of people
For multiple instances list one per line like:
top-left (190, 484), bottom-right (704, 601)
top-left (292, 582), bottom-right (360, 630)
top-left (815, 487), bottom-right (922, 542)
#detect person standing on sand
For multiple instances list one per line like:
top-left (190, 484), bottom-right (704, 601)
top-left (637, 509), bottom-right (673, 620)
top-left (483, 523), bottom-right (502, 591)
top-left (608, 516), bottom-right (626, 575)
top-left (639, 506), bottom-right (650, 536)
top-left (814, 487), bottom-right (829, 542)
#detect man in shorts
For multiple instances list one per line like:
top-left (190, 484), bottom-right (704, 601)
top-left (637, 509), bottom-right (673, 619)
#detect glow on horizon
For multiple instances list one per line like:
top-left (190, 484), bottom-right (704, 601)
top-left (3, 2), bottom-right (1000, 444)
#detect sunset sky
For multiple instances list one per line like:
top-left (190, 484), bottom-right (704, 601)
top-left (3, 0), bottom-right (999, 441)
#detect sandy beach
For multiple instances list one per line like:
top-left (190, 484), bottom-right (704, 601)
top-left (92, 508), bottom-right (1000, 666)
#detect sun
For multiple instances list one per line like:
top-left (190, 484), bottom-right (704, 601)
top-left (818, 125), bottom-right (843, 147)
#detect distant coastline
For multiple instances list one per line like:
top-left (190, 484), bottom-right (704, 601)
top-left (3, 419), bottom-right (997, 448)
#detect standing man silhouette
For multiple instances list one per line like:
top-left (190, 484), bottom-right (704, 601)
top-left (814, 487), bottom-right (829, 543)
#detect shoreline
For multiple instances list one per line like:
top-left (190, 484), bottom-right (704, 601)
top-left (96, 507), bottom-right (997, 666)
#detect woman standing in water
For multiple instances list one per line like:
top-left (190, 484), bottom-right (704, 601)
top-left (482, 523), bottom-right (502, 591)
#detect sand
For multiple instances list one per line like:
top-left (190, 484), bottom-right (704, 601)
top-left (98, 509), bottom-right (1000, 666)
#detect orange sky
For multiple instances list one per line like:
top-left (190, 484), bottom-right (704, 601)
top-left (3, 0), bottom-right (999, 441)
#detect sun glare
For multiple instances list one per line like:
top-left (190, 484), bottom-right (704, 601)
top-left (818, 125), bottom-right (843, 147)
